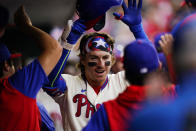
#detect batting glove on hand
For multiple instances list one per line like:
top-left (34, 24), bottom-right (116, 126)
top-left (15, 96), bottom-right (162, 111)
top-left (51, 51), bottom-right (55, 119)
top-left (66, 18), bottom-right (86, 45)
top-left (113, 0), bottom-right (143, 32)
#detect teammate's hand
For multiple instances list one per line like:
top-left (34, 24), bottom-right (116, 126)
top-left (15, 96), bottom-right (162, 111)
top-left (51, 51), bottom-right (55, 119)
top-left (159, 33), bottom-right (174, 56)
top-left (113, 0), bottom-right (142, 27)
top-left (66, 18), bottom-right (86, 45)
top-left (14, 5), bottom-right (32, 27)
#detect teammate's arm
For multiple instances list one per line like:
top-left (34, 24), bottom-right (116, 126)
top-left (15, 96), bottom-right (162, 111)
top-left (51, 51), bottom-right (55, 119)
top-left (8, 6), bottom-right (64, 98)
top-left (42, 19), bottom-right (87, 96)
top-left (14, 6), bottom-right (62, 76)
top-left (159, 33), bottom-right (176, 83)
top-left (83, 105), bottom-right (110, 131)
top-left (46, 19), bottom-right (86, 87)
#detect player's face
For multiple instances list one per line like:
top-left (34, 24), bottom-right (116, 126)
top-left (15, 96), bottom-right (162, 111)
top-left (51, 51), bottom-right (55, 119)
top-left (82, 50), bottom-right (112, 85)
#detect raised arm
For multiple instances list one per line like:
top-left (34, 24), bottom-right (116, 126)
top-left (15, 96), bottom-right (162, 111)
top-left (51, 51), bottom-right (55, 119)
top-left (113, 0), bottom-right (149, 40)
top-left (42, 18), bottom-right (87, 96)
top-left (14, 6), bottom-right (62, 76)
top-left (159, 33), bottom-right (176, 83)
top-left (45, 19), bottom-right (86, 86)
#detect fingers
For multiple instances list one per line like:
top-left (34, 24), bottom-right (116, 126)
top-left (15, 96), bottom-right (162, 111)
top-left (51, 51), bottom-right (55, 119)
top-left (159, 33), bottom-right (174, 56)
top-left (161, 34), bottom-right (173, 45)
top-left (159, 39), bottom-right (168, 55)
top-left (138, 0), bottom-right (142, 9)
top-left (14, 5), bottom-right (32, 27)
top-left (166, 34), bottom-right (174, 43)
top-left (15, 5), bottom-right (26, 18)
top-left (14, 6), bottom-right (23, 19)
top-left (128, 0), bottom-right (142, 9)
top-left (159, 40), bottom-right (164, 48)
top-left (161, 35), bottom-right (167, 44)
top-left (133, 0), bottom-right (136, 8)
top-left (128, 0), bottom-right (132, 7)
top-left (122, 1), bottom-right (128, 14)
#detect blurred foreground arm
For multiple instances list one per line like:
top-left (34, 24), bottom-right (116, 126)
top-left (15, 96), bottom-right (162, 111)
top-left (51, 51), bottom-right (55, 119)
top-left (42, 18), bottom-right (87, 96)
top-left (159, 34), bottom-right (176, 83)
top-left (14, 6), bottom-right (62, 76)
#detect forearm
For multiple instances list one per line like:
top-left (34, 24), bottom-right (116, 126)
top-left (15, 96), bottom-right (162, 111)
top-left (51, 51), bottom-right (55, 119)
top-left (46, 19), bottom-right (85, 86)
top-left (14, 6), bottom-right (62, 76)
top-left (19, 24), bottom-right (62, 75)
top-left (19, 25), bottom-right (60, 51)
top-left (47, 48), bottom-right (70, 87)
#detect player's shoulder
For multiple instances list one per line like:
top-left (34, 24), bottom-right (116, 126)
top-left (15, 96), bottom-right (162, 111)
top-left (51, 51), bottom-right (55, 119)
top-left (108, 70), bottom-right (125, 78)
top-left (61, 73), bottom-right (82, 80)
top-left (108, 71), bottom-right (128, 84)
top-left (61, 73), bottom-right (85, 88)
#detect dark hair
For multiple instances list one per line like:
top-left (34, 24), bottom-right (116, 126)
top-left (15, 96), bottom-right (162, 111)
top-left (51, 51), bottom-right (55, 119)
top-left (0, 5), bottom-right (9, 29)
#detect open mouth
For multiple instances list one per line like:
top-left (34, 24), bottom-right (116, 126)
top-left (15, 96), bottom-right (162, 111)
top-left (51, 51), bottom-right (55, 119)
top-left (95, 70), bottom-right (105, 74)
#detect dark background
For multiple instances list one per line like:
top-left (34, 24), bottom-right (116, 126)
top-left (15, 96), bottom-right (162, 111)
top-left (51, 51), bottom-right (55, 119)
top-left (0, 0), bottom-right (76, 57)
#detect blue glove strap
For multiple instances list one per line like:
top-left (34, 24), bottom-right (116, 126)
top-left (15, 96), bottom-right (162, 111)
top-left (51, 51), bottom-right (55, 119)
top-left (48, 48), bottom-right (70, 87)
top-left (129, 23), bottom-right (149, 40)
top-left (66, 19), bottom-right (86, 44)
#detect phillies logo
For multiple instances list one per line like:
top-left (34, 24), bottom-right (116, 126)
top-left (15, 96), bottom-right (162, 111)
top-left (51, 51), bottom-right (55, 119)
top-left (73, 94), bottom-right (101, 118)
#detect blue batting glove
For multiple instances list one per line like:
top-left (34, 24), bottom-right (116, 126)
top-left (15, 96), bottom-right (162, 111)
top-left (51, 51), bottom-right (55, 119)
top-left (66, 19), bottom-right (87, 45)
top-left (113, 0), bottom-right (142, 32)
top-left (113, 0), bottom-right (149, 40)
top-left (43, 76), bottom-right (67, 97)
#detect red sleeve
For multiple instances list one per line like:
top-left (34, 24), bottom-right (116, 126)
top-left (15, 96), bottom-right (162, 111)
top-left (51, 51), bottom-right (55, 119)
top-left (104, 86), bottom-right (145, 131)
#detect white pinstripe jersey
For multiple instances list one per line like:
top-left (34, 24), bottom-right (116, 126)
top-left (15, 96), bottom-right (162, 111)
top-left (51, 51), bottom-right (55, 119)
top-left (54, 71), bottom-right (129, 131)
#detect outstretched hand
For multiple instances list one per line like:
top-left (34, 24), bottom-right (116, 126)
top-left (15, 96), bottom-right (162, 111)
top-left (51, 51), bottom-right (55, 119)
top-left (113, 0), bottom-right (142, 27)
top-left (14, 5), bottom-right (32, 27)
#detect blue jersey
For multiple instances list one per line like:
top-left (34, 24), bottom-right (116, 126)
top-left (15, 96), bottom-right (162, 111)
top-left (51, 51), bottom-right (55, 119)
top-left (37, 102), bottom-right (55, 131)
top-left (83, 84), bottom-right (177, 131)
top-left (130, 74), bottom-right (196, 131)
top-left (0, 59), bottom-right (47, 131)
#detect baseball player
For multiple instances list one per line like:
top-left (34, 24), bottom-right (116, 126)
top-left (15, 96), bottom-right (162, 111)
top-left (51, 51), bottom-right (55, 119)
top-left (42, 0), bottom-right (154, 130)
top-left (130, 12), bottom-right (196, 131)
top-left (82, 39), bottom-right (177, 131)
top-left (153, 32), bottom-right (177, 85)
top-left (0, 6), bottom-right (64, 130)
